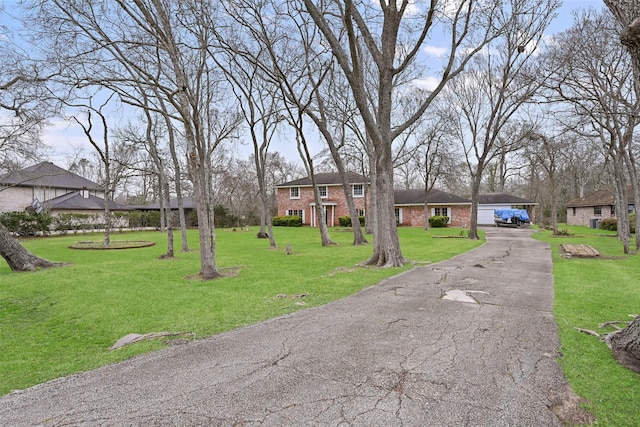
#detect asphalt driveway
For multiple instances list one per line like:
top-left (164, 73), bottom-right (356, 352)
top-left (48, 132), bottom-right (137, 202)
top-left (0, 227), bottom-right (592, 426)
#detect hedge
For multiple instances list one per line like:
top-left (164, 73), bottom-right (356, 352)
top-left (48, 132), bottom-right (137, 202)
top-left (272, 215), bottom-right (302, 227)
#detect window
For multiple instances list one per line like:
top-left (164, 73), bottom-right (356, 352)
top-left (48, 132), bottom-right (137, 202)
top-left (290, 187), bottom-right (300, 199)
top-left (572, 207), bottom-right (576, 216)
top-left (433, 207), bottom-right (448, 217)
top-left (395, 208), bottom-right (402, 224)
top-left (594, 206), bottom-right (601, 215)
top-left (357, 209), bottom-right (365, 217)
top-left (287, 209), bottom-right (303, 219)
top-left (352, 184), bottom-right (364, 197)
top-left (318, 186), bottom-right (327, 198)
top-left (629, 204), bottom-right (635, 213)
top-left (611, 205), bottom-right (615, 215)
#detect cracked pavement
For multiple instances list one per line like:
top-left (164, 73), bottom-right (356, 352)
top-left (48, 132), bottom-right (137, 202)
top-left (0, 227), bottom-right (577, 426)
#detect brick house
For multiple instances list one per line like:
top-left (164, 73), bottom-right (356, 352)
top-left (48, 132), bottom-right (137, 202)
top-left (276, 173), bottom-right (473, 227)
top-left (275, 172), bottom-right (370, 227)
top-left (394, 188), bottom-right (471, 227)
top-left (565, 188), bottom-right (625, 227)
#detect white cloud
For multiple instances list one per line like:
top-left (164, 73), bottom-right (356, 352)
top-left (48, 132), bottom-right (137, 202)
top-left (422, 45), bottom-right (448, 57)
top-left (411, 76), bottom-right (440, 91)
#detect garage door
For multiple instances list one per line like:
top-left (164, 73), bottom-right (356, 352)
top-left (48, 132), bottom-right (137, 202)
top-left (478, 207), bottom-right (496, 225)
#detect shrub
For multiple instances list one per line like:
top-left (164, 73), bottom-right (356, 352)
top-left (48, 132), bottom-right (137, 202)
top-left (128, 211), bottom-right (161, 228)
top-left (52, 213), bottom-right (92, 232)
top-left (338, 216), bottom-right (365, 227)
top-left (0, 211), bottom-right (53, 234)
top-left (272, 216), bottom-right (302, 227)
top-left (600, 217), bottom-right (617, 231)
top-left (428, 215), bottom-right (449, 228)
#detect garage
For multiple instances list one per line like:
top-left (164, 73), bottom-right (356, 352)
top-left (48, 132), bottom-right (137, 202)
top-left (477, 193), bottom-right (537, 226)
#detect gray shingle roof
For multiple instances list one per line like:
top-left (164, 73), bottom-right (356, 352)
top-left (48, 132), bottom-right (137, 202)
top-left (477, 193), bottom-right (536, 205)
top-left (565, 189), bottom-right (615, 208)
top-left (0, 162), bottom-right (101, 190)
top-left (276, 172), bottom-right (369, 187)
top-left (394, 189), bottom-right (471, 205)
top-left (43, 192), bottom-right (133, 211)
top-left (131, 197), bottom-right (197, 210)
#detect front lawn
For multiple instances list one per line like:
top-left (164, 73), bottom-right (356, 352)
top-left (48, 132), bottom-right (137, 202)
top-left (0, 226), bottom-right (483, 396)
top-left (534, 225), bottom-right (640, 426)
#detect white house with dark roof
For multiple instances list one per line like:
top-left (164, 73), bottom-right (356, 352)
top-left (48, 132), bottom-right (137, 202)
top-left (0, 162), bottom-right (130, 218)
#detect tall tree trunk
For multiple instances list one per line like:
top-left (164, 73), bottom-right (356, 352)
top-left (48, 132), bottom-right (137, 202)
top-left (468, 169), bottom-right (483, 240)
top-left (0, 223), bottom-right (63, 271)
top-left (161, 99), bottom-right (190, 253)
top-left (362, 145), bottom-right (404, 266)
top-left (612, 153), bottom-right (631, 254)
top-left (162, 178), bottom-right (175, 258)
top-left (258, 191), bottom-right (277, 248)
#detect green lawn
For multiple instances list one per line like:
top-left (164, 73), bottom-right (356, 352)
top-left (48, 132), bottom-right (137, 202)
top-left (534, 226), bottom-right (640, 426)
top-left (0, 226), bottom-right (482, 396)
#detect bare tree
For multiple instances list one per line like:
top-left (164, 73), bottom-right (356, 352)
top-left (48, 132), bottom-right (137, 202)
top-left (0, 6), bottom-right (63, 271)
top-left (219, 0), bottom-right (338, 246)
top-left (603, 0), bottom-right (640, 376)
top-left (526, 132), bottom-right (568, 235)
top-left (444, 0), bottom-right (559, 239)
top-left (214, 46), bottom-right (280, 247)
top-left (303, 0), bottom-right (537, 263)
top-left (543, 10), bottom-right (639, 253)
top-left (66, 94), bottom-right (117, 247)
top-left (29, 0), bottom-right (242, 278)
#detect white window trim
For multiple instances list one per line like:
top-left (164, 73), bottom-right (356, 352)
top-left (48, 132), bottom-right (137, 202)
top-left (395, 208), bottom-right (402, 224)
top-left (290, 187), bottom-right (300, 199)
top-left (319, 186), bottom-right (328, 198)
top-left (286, 209), bottom-right (305, 223)
top-left (431, 207), bottom-right (452, 224)
top-left (352, 184), bottom-right (364, 198)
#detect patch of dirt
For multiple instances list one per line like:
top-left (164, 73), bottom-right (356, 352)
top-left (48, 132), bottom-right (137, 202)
top-left (273, 293), bottom-right (308, 300)
top-left (548, 386), bottom-right (596, 425)
top-left (184, 266), bottom-right (243, 281)
top-left (69, 240), bottom-right (156, 250)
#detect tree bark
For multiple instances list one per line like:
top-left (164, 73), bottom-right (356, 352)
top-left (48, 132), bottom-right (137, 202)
top-left (607, 316), bottom-right (640, 374)
top-left (0, 223), bottom-right (63, 271)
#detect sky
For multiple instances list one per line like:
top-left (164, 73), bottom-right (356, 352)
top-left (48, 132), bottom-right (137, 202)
top-left (35, 0), bottom-right (607, 168)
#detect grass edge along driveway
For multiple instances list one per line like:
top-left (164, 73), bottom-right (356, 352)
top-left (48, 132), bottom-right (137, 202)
top-left (0, 226), bottom-right (482, 396)
top-left (534, 225), bottom-right (640, 427)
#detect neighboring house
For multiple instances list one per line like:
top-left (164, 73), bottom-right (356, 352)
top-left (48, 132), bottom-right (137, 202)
top-left (394, 188), bottom-right (471, 227)
top-left (131, 197), bottom-right (198, 227)
top-left (276, 172), bottom-right (474, 227)
top-left (565, 189), bottom-right (625, 227)
top-left (477, 193), bottom-right (537, 225)
top-left (275, 172), bottom-right (370, 227)
top-left (0, 161), bottom-right (104, 213)
top-left (0, 162), bottom-right (130, 224)
top-left (42, 191), bottom-right (133, 225)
